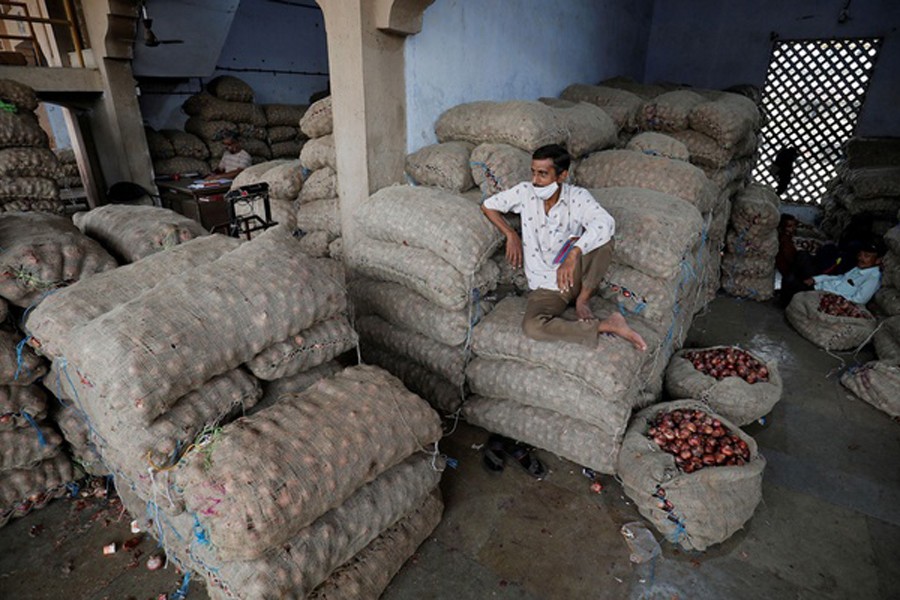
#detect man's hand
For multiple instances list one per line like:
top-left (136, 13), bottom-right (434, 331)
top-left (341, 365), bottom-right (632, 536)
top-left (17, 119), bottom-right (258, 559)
top-left (556, 247), bottom-right (581, 292)
top-left (505, 231), bottom-right (523, 269)
top-left (803, 277), bottom-right (814, 286)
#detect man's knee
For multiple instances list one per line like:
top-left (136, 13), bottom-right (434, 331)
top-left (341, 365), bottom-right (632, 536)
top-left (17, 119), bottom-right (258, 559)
top-left (522, 315), bottom-right (545, 340)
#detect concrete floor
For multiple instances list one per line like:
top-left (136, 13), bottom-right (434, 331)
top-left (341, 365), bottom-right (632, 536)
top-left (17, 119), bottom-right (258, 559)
top-left (1, 296), bottom-right (898, 599)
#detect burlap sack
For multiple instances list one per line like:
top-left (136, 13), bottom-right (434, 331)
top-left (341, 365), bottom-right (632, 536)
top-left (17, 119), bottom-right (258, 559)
top-left (0, 112), bottom-right (48, 149)
top-left (874, 286), bottom-right (900, 316)
top-left (884, 225), bottom-right (900, 255)
top-left (665, 347), bottom-right (781, 425)
top-left (183, 118), bottom-right (235, 142)
top-left (549, 102), bottom-right (618, 157)
top-left (355, 315), bottom-right (466, 387)
top-left (160, 130), bottom-right (209, 160)
top-left (60, 227), bottom-right (346, 424)
top-left (0, 177), bottom-right (59, 202)
top-left (73, 205), bottom-right (208, 263)
top-left (873, 316), bottom-right (900, 359)
top-left (246, 316), bottom-right (357, 381)
top-left (638, 90), bottom-right (706, 132)
top-left (670, 130), bottom-right (736, 169)
top-left (720, 254), bottom-right (774, 279)
top-left (405, 141), bottom-right (475, 192)
top-left (625, 132), bottom-right (690, 162)
top-left (55, 404), bottom-right (107, 476)
top-left (350, 278), bottom-right (480, 346)
top-left (296, 197), bottom-right (340, 236)
top-left (298, 167), bottom-right (337, 203)
top-left (840, 360), bottom-right (900, 418)
top-left (173, 365), bottom-right (441, 561)
top-left (0, 425), bottom-right (61, 470)
top-left (844, 166), bottom-right (900, 199)
top-left (836, 193), bottom-right (900, 218)
top-left (689, 93), bottom-right (760, 148)
top-left (237, 120), bottom-right (268, 141)
top-left (435, 101), bottom-right (566, 152)
top-left (470, 143), bottom-right (531, 196)
top-left (559, 84), bottom-right (643, 130)
top-left (300, 134), bottom-right (336, 171)
top-left (0, 453), bottom-right (75, 522)
top-left (229, 159), bottom-right (285, 188)
top-left (590, 187), bottom-right (704, 281)
top-left (26, 235), bottom-right (240, 357)
top-left (703, 156), bottom-right (755, 192)
top-left (725, 228), bottom-right (778, 259)
top-left (730, 184), bottom-right (780, 236)
top-left (267, 125), bottom-right (301, 143)
top-left (270, 140), bottom-right (303, 159)
top-left (721, 271), bottom-right (775, 301)
top-left (0, 199), bottom-right (64, 215)
top-left (306, 492), bottom-right (443, 600)
top-left (577, 150), bottom-right (717, 214)
top-left (299, 96), bottom-right (333, 138)
top-left (328, 236), bottom-right (343, 260)
top-left (0, 384), bottom-right (46, 429)
top-left (0, 212), bottom-right (117, 308)
top-left (255, 360), bottom-right (342, 414)
top-left (787, 291), bottom-right (877, 350)
top-left (0, 79), bottom-right (38, 111)
top-left (183, 93), bottom-right (263, 125)
top-left (244, 159), bottom-right (303, 200)
top-left (296, 229), bottom-right (332, 257)
top-left (617, 400), bottom-right (765, 551)
top-left (145, 128), bottom-right (176, 159)
top-left (356, 185), bottom-right (502, 276)
top-left (360, 343), bottom-right (461, 414)
top-left (206, 76), bottom-right (254, 103)
top-left (351, 236), bottom-right (498, 311)
top-left (0, 148), bottom-right (61, 179)
top-left (264, 104), bottom-right (308, 127)
top-left (599, 76), bottom-right (668, 100)
top-left (600, 262), bottom-right (679, 325)
top-left (152, 156), bottom-right (211, 177)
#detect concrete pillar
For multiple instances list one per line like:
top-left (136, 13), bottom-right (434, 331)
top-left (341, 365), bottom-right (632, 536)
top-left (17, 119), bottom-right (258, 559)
top-left (315, 0), bottom-right (432, 258)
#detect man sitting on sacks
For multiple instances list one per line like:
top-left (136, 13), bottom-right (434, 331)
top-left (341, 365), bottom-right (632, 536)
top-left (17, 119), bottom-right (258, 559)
top-left (481, 144), bottom-right (647, 352)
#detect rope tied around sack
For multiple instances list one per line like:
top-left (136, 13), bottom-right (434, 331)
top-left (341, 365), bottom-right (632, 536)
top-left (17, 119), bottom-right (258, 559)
top-left (8, 266), bottom-right (64, 292)
top-left (13, 335), bottom-right (32, 381)
top-left (21, 411), bottom-right (46, 447)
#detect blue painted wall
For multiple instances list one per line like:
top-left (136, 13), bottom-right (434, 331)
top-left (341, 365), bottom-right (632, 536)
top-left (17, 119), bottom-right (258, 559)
top-left (138, 0), bottom-right (329, 130)
top-left (404, 0), bottom-right (656, 152)
top-left (644, 0), bottom-right (900, 136)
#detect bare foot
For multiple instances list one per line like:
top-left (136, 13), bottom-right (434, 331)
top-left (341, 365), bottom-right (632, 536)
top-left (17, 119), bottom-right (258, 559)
top-left (575, 300), bottom-right (595, 321)
top-left (598, 312), bottom-right (647, 351)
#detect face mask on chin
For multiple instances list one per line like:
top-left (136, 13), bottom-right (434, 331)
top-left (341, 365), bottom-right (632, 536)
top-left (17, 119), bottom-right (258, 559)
top-left (534, 181), bottom-right (559, 200)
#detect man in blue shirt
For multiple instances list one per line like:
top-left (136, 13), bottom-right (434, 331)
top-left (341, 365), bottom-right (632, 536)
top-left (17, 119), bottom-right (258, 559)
top-left (781, 240), bottom-right (883, 306)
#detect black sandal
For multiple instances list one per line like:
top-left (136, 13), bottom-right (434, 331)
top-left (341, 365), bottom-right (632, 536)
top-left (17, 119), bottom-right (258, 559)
top-left (506, 443), bottom-right (548, 480)
top-left (482, 435), bottom-right (507, 473)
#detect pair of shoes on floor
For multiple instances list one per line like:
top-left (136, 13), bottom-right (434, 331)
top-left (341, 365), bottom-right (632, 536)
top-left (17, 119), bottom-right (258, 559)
top-left (482, 434), bottom-right (547, 480)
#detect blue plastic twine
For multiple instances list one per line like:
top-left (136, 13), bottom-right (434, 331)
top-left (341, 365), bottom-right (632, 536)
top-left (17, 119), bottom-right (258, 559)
top-left (21, 411), bottom-right (46, 447)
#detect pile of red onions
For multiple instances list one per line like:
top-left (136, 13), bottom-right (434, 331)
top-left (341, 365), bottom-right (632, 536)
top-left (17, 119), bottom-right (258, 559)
top-left (818, 293), bottom-right (871, 319)
top-left (682, 348), bottom-right (769, 384)
top-left (647, 409), bottom-right (751, 474)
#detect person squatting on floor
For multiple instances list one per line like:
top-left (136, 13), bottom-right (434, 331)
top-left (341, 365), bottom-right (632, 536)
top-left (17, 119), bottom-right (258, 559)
top-left (476, 144), bottom-right (647, 478)
top-left (480, 144), bottom-right (647, 351)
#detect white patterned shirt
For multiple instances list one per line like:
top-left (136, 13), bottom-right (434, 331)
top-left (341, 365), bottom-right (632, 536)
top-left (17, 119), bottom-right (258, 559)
top-left (218, 149), bottom-right (252, 173)
top-left (483, 182), bottom-right (615, 291)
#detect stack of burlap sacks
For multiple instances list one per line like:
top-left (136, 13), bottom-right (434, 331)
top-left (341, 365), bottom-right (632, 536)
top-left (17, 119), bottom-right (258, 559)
top-left (182, 76), bottom-right (271, 170)
top-left (296, 96), bottom-right (343, 259)
top-left (874, 224), bottom-right (900, 316)
top-left (0, 79), bottom-right (65, 214)
top-left (147, 126), bottom-right (211, 178)
top-left (54, 148), bottom-right (82, 190)
top-left (820, 162), bottom-right (900, 241)
top-left (719, 184), bottom-right (780, 300)
top-left (229, 159), bottom-right (304, 234)
top-left (264, 103), bottom-right (308, 159)
top-left (26, 227), bottom-right (442, 598)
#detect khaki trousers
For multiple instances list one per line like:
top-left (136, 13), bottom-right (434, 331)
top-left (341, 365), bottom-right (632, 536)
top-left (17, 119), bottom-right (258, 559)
top-left (522, 240), bottom-right (615, 347)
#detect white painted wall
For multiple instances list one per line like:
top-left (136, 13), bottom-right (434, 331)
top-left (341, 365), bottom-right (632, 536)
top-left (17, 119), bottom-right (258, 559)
top-left (138, 0), bottom-right (329, 130)
top-left (645, 0), bottom-right (900, 136)
top-left (404, 0), bottom-right (655, 152)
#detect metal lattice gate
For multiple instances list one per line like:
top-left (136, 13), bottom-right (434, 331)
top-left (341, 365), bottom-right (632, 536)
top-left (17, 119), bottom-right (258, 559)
top-left (752, 38), bottom-right (882, 204)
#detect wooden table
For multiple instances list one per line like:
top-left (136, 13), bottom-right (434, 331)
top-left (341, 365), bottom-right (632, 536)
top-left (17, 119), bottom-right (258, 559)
top-left (156, 178), bottom-right (233, 232)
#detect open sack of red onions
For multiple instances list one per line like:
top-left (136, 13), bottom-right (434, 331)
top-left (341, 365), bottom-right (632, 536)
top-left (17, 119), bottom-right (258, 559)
top-left (617, 400), bottom-right (765, 551)
top-left (665, 346), bottom-right (781, 425)
top-left (786, 291), bottom-right (876, 351)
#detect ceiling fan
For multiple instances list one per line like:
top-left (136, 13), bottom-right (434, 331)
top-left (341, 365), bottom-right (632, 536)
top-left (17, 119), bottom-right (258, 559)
top-left (140, 2), bottom-right (185, 47)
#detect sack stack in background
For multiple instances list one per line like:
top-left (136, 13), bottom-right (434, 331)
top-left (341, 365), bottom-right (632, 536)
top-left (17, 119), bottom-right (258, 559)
top-left (26, 227), bottom-right (441, 597)
top-left (844, 313), bottom-right (900, 417)
top-left (297, 96), bottom-right (342, 258)
top-left (54, 148), bottom-right (82, 190)
top-left (0, 327), bottom-right (76, 528)
top-left (820, 165), bottom-right (900, 240)
top-left (350, 185), bottom-right (501, 414)
top-left (230, 159), bottom-right (304, 232)
top-left (874, 225), bottom-right (900, 315)
top-left (0, 79), bottom-right (64, 214)
top-left (720, 184), bottom-right (780, 300)
top-left (73, 204), bottom-right (208, 263)
top-left (264, 103), bottom-right (308, 159)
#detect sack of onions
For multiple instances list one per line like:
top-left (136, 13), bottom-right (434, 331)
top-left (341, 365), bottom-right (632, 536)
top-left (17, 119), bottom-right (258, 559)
top-left (840, 360), bottom-right (900, 418)
top-left (786, 291), bottom-right (876, 351)
top-left (873, 316), bottom-right (900, 360)
top-left (617, 400), bottom-right (765, 551)
top-left (665, 346), bottom-right (781, 425)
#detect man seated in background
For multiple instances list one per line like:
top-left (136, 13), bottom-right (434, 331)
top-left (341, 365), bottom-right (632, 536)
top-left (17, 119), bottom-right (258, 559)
top-left (207, 130), bottom-right (251, 180)
top-left (780, 239), bottom-right (883, 306)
